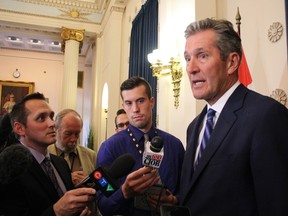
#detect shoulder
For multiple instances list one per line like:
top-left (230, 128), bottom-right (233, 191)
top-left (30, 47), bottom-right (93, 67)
top-left (77, 145), bottom-right (96, 155)
top-left (97, 132), bottom-right (134, 166)
top-left (157, 131), bottom-right (181, 144)
top-left (50, 153), bottom-right (66, 164)
top-left (156, 129), bottom-right (184, 149)
top-left (243, 89), bottom-right (288, 115)
top-left (47, 144), bottom-right (57, 154)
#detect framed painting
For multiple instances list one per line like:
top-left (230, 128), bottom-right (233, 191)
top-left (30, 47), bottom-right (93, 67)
top-left (0, 80), bottom-right (35, 116)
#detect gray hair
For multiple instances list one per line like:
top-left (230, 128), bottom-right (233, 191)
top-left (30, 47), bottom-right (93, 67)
top-left (55, 109), bottom-right (83, 129)
top-left (185, 18), bottom-right (242, 63)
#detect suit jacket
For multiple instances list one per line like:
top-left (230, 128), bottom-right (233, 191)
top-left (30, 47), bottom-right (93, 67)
top-left (179, 84), bottom-right (288, 216)
top-left (48, 144), bottom-right (97, 175)
top-left (0, 152), bottom-right (74, 216)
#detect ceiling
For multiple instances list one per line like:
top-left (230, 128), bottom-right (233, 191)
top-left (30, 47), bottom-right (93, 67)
top-left (0, 0), bottom-right (127, 57)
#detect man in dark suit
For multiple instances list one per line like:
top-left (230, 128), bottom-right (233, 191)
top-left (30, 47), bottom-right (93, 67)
top-left (177, 18), bottom-right (288, 215)
top-left (0, 92), bottom-right (96, 216)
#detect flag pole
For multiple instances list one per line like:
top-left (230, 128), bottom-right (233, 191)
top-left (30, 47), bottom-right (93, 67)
top-left (235, 7), bottom-right (241, 37)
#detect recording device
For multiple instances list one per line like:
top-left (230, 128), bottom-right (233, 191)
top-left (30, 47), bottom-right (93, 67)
top-left (142, 136), bottom-right (164, 169)
top-left (76, 153), bottom-right (135, 197)
top-left (0, 144), bottom-right (33, 185)
top-left (135, 136), bottom-right (165, 210)
top-left (160, 205), bottom-right (191, 216)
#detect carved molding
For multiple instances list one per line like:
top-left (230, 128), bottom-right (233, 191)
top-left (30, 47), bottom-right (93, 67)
top-left (17, 0), bottom-right (108, 13)
top-left (268, 22), bottom-right (283, 43)
top-left (270, 88), bottom-right (287, 106)
top-left (61, 27), bottom-right (85, 53)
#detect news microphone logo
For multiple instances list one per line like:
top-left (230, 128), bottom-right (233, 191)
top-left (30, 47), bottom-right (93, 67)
top-left (76, 153), bottom-right (135, 197)
top-left (142, 136), bottom-right (164, 169)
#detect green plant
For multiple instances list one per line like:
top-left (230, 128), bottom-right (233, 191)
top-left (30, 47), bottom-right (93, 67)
top-left (87, 127), bottom-right (94, 150)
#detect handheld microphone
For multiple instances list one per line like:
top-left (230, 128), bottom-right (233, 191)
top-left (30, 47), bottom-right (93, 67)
top-left (0, 144), bottom-right (33, 185)
top-left (76, 153), bottom-right (135, 197)
top-left (142, 136), bottom-right (164, 169)
top-left (135, 136), bottom-right (165, 210)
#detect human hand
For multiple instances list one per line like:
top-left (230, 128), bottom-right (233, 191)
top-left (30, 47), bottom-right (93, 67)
top-left (79, 206), bottom-right (91, 216)
top-left (53, 187), bottom-right (96, 216)
top-left (72, 171), bottom-right (87, 186)
top-left (121, 166), bottom-right (160, 199)
top-left (147, 189), bottom-right (177, 210)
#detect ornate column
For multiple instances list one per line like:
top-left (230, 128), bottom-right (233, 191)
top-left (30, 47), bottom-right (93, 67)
top-left (60, 27), bottom-right (85, 109)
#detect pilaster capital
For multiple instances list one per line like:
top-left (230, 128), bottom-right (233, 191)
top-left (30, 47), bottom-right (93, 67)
top-left (61, 27), bottom-right (85, 53)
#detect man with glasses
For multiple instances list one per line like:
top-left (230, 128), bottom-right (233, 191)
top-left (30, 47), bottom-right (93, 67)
top-left (115, 108), bottom-right (129, 132)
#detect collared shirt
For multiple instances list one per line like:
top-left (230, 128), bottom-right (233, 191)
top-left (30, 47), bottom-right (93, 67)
top-left (96, 124), bottom-right (185, 216)
top-left (195, 81), bottom-right (241, 160)
top-left (20, 143), bottom-right (67, 194)
top-left (54, 146), bottom-right (81, 172)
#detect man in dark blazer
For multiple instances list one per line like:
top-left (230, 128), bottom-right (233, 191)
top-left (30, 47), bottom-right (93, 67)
top-left (0, 92), bottom-right (96, 216)
top-left (178, 18), bottom-right (288, 215)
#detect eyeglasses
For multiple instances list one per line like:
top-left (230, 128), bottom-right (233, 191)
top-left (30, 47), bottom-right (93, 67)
top-left (117, 121), bottom-right (129, 128)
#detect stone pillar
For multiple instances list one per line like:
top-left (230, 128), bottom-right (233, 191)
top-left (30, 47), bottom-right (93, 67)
top-left (60, 27), bottom-right (85, 109)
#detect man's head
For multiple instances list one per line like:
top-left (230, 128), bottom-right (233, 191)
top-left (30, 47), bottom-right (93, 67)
top-left (120, 77), bottom-right (154, 133)
top-left (9, 92), bottom-right (55, 154)
top-left (55, 109), bottom-right (83, 153)
top-left (115, 109), bottom-right (129, 132)
top-left (184, 18), bottom-right (241, 105)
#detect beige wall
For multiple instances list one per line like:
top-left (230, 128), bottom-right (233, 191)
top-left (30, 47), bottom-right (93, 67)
top-left (0, 0), bottom-right (287, 149)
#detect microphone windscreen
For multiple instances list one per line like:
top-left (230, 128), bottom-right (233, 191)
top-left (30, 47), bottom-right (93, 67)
top-left (108, 153), bottom-right (136, 179)
top-left (150, 136), bottom-right (164, 152)
top-left (0, 144), bottom-right (33, 184)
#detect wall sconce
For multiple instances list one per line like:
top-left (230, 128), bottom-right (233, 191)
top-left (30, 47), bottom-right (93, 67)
top-left (147, 49), bottom-right (183, 109)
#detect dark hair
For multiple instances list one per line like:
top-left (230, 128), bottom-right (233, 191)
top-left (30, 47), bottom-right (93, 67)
top-left (9, 92), bottom-right (46, 127)
top-left (114, 108), bottom-right (126, 128)
top-left (0, 113), bottom-right (19, 152)
top-left (120, 76), bottom-right (152, 99)
top-left (185, 18), bottom-right (242, 63)
top-left (55, 109), bottom-right (83, 129)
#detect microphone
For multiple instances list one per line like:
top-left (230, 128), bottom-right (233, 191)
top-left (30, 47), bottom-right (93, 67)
top-left (142, 136), bottom-right (164, 169)
top-left (76, 153), bottom-right (135, 197)
top-left (0, 144), bottom-right (33, 185)
top-left (135, 136), bottom-right (165, 211)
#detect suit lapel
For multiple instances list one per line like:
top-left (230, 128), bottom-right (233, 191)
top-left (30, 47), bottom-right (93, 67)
top-left (182, 84), bottom-right (248, 203)
top-left (29, 159), bottom-right (60, 201)
top-left (181, 107), bottom-right (207, 195)
top-left (50, 154), bottom-right (74, 191)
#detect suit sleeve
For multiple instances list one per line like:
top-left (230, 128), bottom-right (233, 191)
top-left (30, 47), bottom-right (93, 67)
top-left (251, 102), bottom-right (288, 215)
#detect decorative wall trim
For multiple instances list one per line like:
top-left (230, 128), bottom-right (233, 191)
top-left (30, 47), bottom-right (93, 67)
top-left (18, 0), bottom-right (108, 13)
top-left (268, 22), bottom-right (283, 43)
top-left (270, 88), bottom-right (287, 106)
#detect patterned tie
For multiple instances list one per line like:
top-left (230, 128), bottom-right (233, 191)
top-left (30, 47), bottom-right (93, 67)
top-left (144, 133), bottom-right (150, 145)
top-left (42, 157), bottom-right (64, 197)
top-left (194, 108), bottom-right (216, 169)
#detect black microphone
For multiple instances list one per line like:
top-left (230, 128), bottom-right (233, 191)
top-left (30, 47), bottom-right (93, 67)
top-left (142, 136), bottom-right (164, 169)
top-left (76, 153), bottom-right (135, 197)
top-left (0, 144), bottom-right (33, 185)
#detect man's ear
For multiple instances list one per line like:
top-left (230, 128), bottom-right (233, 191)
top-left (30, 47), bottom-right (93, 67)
top-left (227, 52), bottom-right (240, 75)
top-left (13, 122), bottom-right (25, 136)
top-left (150, 97), bottom-right (155, 108)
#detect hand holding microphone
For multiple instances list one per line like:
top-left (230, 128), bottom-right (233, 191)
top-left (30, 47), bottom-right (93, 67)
top-left (76, 153), bottom-right (136, 197)
top-left (142, 136), bottom-right (164, 169)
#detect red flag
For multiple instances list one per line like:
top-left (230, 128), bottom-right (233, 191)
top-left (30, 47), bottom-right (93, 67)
top-left (238, 47), bottom-right (252, 87)
top-left (237, 28), bottom-right (252, 87)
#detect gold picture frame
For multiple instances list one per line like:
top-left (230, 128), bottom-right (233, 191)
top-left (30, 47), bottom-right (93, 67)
top-left (0, 80), bottom-right (35, 116)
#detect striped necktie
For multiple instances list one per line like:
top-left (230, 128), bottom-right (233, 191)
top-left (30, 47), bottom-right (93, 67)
top-left (42, 157), bottom-right (64, 197)
top-left (194, 108), bottom-right (216, 169)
